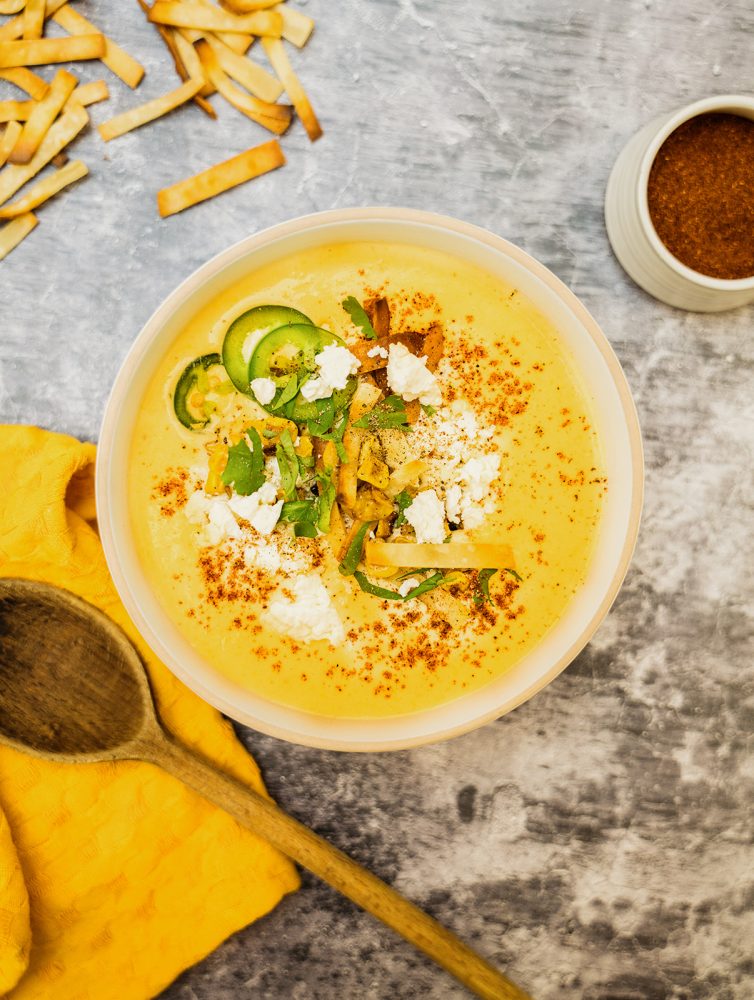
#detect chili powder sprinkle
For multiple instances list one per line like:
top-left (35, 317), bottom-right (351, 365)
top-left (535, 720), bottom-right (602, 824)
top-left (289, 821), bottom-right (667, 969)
top-left (647, 112), bottom-right (754, 280)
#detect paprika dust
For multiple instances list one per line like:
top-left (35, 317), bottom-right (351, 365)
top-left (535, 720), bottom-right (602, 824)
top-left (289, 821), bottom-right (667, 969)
top-left (647, 112), bottom-right (754, 280)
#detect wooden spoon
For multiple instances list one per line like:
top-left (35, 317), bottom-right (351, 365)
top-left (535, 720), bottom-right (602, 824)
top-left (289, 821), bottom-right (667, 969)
top-left (0, 578), bottom-right (532, 1000)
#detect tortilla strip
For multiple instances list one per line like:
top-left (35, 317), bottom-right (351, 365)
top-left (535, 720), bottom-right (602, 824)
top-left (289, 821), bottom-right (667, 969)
top-left (0, 0), bottom-right (68, 41)
top-left (364, 542), bottom-right (517, 571)
top-left (195, 40), bottom-right (290, 133)
top-left (0, 103), bottom-right (88, 207)
top-left (0, 0), bottom-right (25, 14)
top-left (23, 0), bottom-right (46, 40)
top-left (273, 4), bottom-right (314, 48)
top-left (261, 36), bottom-right (321, 141)
top-left (0, 100), bottom-right (33, 122)
top-left (149, 2), bottom-right (282, 37)
top-left (9, 67), bottom-right (77, 164)
top-left (220, 0), bottom-right (279, 11)
top-left (0, 159), bottom-right (87, 219)
top-left (52, 5), bottom-right (145, 89)
top-left (0, 210), bottom-right (37, 260)
top-left (157, 137), bottom-right (285, 218)
top-left (170, 27), bottom-right (213, 96)
top-left (178, 0), bottom-right (253, 53)
top-left (0, 120), bottom-right (22, 167)
top-left (204, 33), bottom-right (282, 103)
top-left (0, 67), bottom-right (49, 100)
top-left (0, 35), bottom-right (106, 69)
top-left (69, 79), bottom-right (110, 107)
top-left (98, 78), bottom-right (203, 142)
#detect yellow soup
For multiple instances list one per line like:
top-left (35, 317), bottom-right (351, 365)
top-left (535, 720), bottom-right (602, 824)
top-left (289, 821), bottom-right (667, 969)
top-left (129, 241), bottom-right (606, 718)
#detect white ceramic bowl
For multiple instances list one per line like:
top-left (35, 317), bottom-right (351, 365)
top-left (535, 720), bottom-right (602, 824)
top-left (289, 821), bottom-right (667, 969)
top-left (605, 94), bottom-right (754, 312)
top-left (97, 208), bottom-right (643, 752)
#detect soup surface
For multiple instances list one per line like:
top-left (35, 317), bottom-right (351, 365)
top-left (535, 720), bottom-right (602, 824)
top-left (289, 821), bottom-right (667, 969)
top-left (129, 241), bottom-right (606, 718)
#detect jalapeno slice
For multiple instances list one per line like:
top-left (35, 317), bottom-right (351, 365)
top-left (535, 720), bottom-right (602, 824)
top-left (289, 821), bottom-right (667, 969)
top-left (222, 305), bottom-right (313, 394)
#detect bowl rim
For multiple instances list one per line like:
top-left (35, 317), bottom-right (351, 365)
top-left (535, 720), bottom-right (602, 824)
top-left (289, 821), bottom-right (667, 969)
top-left (637, 94), bottom-right (754, 291)
top-left (96, 207), bottom-right (644, 752)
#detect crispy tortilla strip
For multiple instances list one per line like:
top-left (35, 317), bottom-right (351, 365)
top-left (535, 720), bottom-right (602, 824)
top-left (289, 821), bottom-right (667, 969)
top-left (0, 0), bottom-right (25, 14)
top-left (350, 331), bottom-right (423, 372)
top-left (0, 102), bottom-right (88, 207)
top-left (0, 0), bottom-right (68, 41)
top-left (179, 0), bottom-right (254, 52)
top-left (422, 322), bottom-right (445, 371)
top-left (367, 296), bottom-right (391, 337)
top-left (149, 2), bottom-right (282, 37)
top-left (171, 28), bottom-right (215, 97)
top-left (0, 35), bottom-right (106, 68)
top-left (157, 137), bottom-right (285, 218)
top-left (0, 159), bottom-right (87, 219)
top-left (0, 67), bottom-right (49, 99)
top-left (0, 210), bottom-right (37, 259)
top-left (69, 79), bottom-right (109, 107)
top-left (204, 33), bottom-right (282, 103)
top-left (364, 541), bottom-right (517, 571)
top-left (98, 78), bottom-right (203, 142)
top-left (195, 39), bottom-right (290, 133)
top-left (0, 120), bottom-right (22, 167)
top-left (9, 67), bottom-right (77, 164)
top-left (261, 36), bottom-right (321, 141)
top-left (0, 100), bottom-right (33, 122)
top-left (220, 0), bottom-right (279, 11)
top-left (23, 0), bottom-right (46, 40)
top-left (337, 383), bottom-right (382, 512)
top-left (52, 5), bottom-right (145, 89)
top-left (273, 4), bottom-right (314, 48)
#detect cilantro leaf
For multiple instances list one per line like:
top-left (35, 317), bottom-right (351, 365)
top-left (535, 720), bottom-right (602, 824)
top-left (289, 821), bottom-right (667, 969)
top-left (352, 569), bottom-right (446, 601)
top-left (342, 296), bottom-right (377, 340)
top-left (294, 522), bottom-right (318, 538)
top-left (315, 411), bottom-right (350, 463)
top-left (269, 373), bottom-right (299, 411)
top-left (221, 427), bottom-right (265, 496)
top-left (504, 567), bottom-right (523, 582)
top-left (305, 396), bottom-right (336, 436)
top-left (393, 489), bottom-right (413, 528)
top-left (275, 429), bottom-right (299, 501)
top-left (475, 568), bottom-right (498, 605)
top-left (401, 571), bottom-right (445, 599)
top-left (352, 395), bottom-right (411, 432)
top-left (338, 521), bottom-right (374, 576)
top-left (315, 467), bottom-right (336, 533)
top-left (279, 500), bottom-right (317, 524)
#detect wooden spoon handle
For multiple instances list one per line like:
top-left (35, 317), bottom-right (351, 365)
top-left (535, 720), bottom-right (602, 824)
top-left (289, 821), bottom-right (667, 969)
top-left (145, 732), bottom-right (533, 1000)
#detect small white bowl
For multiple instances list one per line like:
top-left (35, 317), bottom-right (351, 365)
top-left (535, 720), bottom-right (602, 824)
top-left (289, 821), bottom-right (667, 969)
top-left (97, 209), bottom-right (643, 752)
top-left (605, 94), bottom-right (754, 312)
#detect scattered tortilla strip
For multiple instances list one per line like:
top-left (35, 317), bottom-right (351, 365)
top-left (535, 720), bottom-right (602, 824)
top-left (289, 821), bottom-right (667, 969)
top-left (9, 67), bottom-right (77, 164)
top-left (0, 120), bottom-right (22, 167)
top-left (0, 99), bottom-right (32, 122)
top-left (52, 4), bottom-right (145, 90)
top-left (69, 79), bottom-right (110, 107)
top-left (0, 66), bottom-right (49, 99)
top-left (0, 35), bottom-right (106, 69)
top-left (364, 542), bottom-right (517, 571)
top-left (98, 77), bottom-right (203, 142)
top-left (273, 4), bottom-right (314, 48)
top-left (195, 40), bottom-right (290, 133)
top-left (219, 0), bottom-right (280, 10)
top-left (0, 0), bottom-right (25, 15)
top-left (0, 209), bottom-right (37, 259)
top-left (170, 27), bottom-right (213, 95)
top-left (0, 158), bottom-right (87, 219)
top-left (0, 102), bottom-right (88, 207)
top-left (157, 137), bottom-right (284, 217)
top-left (181, 0), bottom-right (254, 52)
top-left (149, 2), bottom-right (283, 38)
top-left (23, 0), bottom-right (46, 40)
top-left (0, 0), bottom-right (68, 41)
top-left (204, 33), bottom-right (282, 103)
top-left (261, 36), bottom-right (321, 141)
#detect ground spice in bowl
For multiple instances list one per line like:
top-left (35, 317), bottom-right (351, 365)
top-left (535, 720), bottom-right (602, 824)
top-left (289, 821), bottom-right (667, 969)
top-left (647, 112), bottom-right (754, 280)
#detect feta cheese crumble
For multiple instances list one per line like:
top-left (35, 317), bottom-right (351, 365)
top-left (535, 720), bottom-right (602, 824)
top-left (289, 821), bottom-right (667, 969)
top-left (250, 376), bottom-right (277, 405)
top-left (386, 342), bottom-right (442, 407)
top-left (300, 344), bottom-right (361, 402)
top-left (367, 344), bottom-right (389, 359)
top-left (263, 575), bottom-right (345, 646)
top-left (404, 489), bottom-right (446, 544)
top-left (228, 482), bottom-right (283, 536)
top-left (184, 482), bottom-right (283, 543)
top-left (398, 577), bottom-right (420, 597)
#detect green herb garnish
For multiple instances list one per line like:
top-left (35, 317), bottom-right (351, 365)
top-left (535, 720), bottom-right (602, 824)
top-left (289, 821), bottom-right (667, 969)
top-left (294, 522), bottom-right (318, 538)
top-left (269, 373), bottom-right (299, 411)
top-left (342, 296), bottom-right (377, 339)
top-left (352, 395), bottom-right (411, 432)
top-left (315, 467), bottom-right (337, 533)
top-left (474, 568), bottom-right (498, 606)
top-left (275, 429), bottom-right (299, 501)
top-left (279, 500), bottom-right (318, 524)
top-left (338, 521), bottom-right (374, 576)
top-left (315, 411), bottom-right (350, 463)
top-left (504, 567), bottom-right (523, 582)
top-left (421, 403), bottom-right (437, 416)
top-left (305, 396), bottom-right (336, 436)
top-left (221, 427), bottom-right (265, 496)
top-left (352, 569), bottom-right (446, 601)
top-left (393, 489), bottom-right (413, 528)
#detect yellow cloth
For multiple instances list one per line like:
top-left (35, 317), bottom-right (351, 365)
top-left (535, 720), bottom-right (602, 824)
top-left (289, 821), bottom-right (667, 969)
top-left (0, 427), bottom-right (299, 998)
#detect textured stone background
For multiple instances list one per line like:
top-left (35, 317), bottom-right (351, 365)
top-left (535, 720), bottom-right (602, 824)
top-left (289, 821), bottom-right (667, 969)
top-left (2, 1), bottom-right (753, 998)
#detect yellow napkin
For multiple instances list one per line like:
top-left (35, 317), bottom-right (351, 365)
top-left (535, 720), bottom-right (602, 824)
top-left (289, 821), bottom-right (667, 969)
top-left (0, 426), bottom-right (299, 999)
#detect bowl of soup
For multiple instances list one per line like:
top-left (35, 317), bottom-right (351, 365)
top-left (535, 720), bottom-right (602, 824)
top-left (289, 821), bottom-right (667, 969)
top-left (97, 208), bottom-right (643, 751)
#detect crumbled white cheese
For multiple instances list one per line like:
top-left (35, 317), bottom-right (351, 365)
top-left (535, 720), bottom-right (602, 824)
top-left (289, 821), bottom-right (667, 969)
top-left (367, 344), bottom-right (389, 359)
top-left (404, 489), bottom-right (446, 544)
top-left (386, 342), bottom-right (442, 407)
top-left (265, 455), bottom-right (282, 489)
top-left (263, 575), bottom-right (345, 646)
top-left (184, 491), bottom-right (243, 545)
top-left (459, 454), bottom-right (501, 502)
top-left (300, 344), bottom-right (361, 402)
top-left (243, 542), bottom-right (281, 573)
top-left (398, 577), bottom-right (420, 597)
top-left (250, 376), bottom-right (276, 405)
top-left (228, 482), bottom-right (283, 535)
top-left (444, 484), bottom-right (463, 524)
